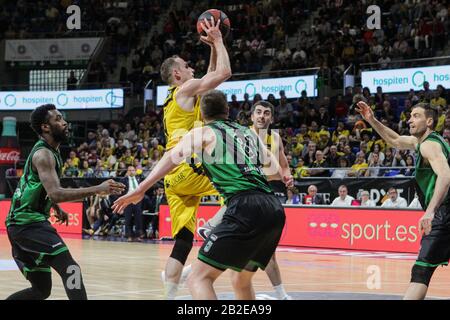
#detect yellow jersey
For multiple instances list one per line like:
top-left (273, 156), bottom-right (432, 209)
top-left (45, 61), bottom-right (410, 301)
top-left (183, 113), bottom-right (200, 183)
top-left (163, 86), bottom-right (203, 150)
top-left (250, 126), bottom-right (279, 154)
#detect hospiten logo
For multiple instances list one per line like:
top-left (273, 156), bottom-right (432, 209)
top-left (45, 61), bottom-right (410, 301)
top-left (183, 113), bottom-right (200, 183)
top-left (411, 71), bottom-right (426, 88)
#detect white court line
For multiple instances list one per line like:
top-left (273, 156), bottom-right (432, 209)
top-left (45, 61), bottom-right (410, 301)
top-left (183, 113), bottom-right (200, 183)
top-left (51, 281), bottom-right (449, 300)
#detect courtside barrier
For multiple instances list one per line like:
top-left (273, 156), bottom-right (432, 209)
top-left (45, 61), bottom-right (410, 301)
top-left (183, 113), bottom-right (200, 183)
top-left (159, 204), bottom-right (424, 253)
top-left (0, 200), bottom-right (83, 234)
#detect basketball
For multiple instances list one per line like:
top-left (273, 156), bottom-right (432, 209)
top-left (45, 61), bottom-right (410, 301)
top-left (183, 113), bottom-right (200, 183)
top-left (196, 9), bottom-right (230, 38)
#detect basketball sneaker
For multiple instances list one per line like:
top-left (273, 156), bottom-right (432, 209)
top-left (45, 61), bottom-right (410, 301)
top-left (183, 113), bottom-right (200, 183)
top-left (197, 225), bottom-right (212, 240)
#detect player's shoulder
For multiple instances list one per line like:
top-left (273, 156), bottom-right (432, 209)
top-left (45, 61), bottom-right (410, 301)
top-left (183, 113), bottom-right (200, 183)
top-left (419, 138), bottom-right (444, 155)
top-left (33, 147), bottom-right (54, 160)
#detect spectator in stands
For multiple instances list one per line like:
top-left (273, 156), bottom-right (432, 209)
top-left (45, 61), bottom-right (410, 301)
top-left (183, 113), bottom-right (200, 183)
top-left (63, 159), bottom-right (79, 177)
top-left (403, 155), bottom-right (416, 176)
top-left (78, 160), bottom-right (95, 178)
top-left (368, 142), bottom-right (385, 163)
top-left (114, 139), bottom-right (127, 159)
top-left (382, 147), bottom-right (395, 168)
top-left (347, 151), bottom-right (368, 177)
top-left (365, 152), bottom-right (382, 177)
top-left (408, 193), bottom-right (423, 210)
top-left (120, 166), bottom-right (144, 242)
top-left (359, 190), bottom-right (376, 207)
top-left (338, 144), bottom-right (356, 165)
top-left (381, 187), bottom-right (408, 208)
top-left (302, 141), bottom-right (317, 166)
top-left (276, 95), bottom-right (293, 126)
top-left (308, 150), bottom-right (329, 177)
top-left (317, 129), bottom-right (331, 152)
top-left (331, 156), bottom-right (349, 178)
top-left (120, 149), bottom-right (135, 167)
top-left (331, 185), bottom-right (354, 207)
top-left (332, 122), bottom-right (350, 144)
top-left (326, 145), bottom-right (341, 168)
top-left (144, 185), bottom-right (166, 239)
top-left (293, 157), bottom-right (309, 179)
top-left (101, 129), bottom-right (115, 148)
top-left (303, 184), bottom-right (325, 205)
top-left (285, 188), bottom-right (301, 205)
top-left (149, 138), bottom-right (165, 157)
top-left (85, 131), bottom-right (98, 148)
top-left (67, 71), bottom-right (78, 90)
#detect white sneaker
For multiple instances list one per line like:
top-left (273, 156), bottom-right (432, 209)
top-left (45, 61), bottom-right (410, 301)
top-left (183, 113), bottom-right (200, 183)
top-left (282, 294), bottom-right (293, 300)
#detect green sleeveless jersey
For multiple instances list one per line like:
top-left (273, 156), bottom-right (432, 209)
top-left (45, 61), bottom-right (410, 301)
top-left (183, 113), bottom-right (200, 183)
top-left (6, 139), bottom-right (63, 227)
top-left (202, 120), bottom-right (272, 204)
top-left (415, 131), bottom-right (450, 208)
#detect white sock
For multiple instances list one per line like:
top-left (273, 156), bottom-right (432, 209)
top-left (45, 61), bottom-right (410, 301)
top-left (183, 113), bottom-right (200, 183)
top-left (180, 264), bottom-right (192, 283)
top-left (273, 284), bottom-right (288, 299)
top-left (164, 281), bottom-right (179, 300)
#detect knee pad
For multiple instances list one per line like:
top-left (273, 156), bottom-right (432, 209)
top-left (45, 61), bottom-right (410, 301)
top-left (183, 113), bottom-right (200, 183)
top-left (411, 264), bottom-right (436, 286)
top-left (170, 228), bottom-right (193, 265)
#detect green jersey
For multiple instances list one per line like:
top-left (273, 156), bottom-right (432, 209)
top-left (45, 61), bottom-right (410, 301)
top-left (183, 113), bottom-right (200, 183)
top-left (415, 131), bottom-right (450, 208)
top-left (6, 139), bottom-right (63, 227)
top-left (202, 119), bottom-right (272, 204)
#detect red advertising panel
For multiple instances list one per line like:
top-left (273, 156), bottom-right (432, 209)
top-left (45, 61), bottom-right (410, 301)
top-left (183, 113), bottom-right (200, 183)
top-left (159, 204), bottom-right (218, 241)
top-left (0, 200), bottom-right (83, 234)
top-left (159, 204), bottom-right (424, 253)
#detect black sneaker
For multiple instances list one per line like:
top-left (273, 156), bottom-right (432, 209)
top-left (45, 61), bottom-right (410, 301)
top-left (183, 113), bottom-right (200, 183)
top-left (197, 226), bottom-right (212, 240)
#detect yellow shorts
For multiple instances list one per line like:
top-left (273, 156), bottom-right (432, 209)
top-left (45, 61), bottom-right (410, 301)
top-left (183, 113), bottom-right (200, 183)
top-left (164, 161), bottom-right (217, 237)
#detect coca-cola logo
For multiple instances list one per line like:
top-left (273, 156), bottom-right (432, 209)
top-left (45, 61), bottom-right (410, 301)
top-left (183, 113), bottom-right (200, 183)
top-left (0, 148), bottom-right (20, 164)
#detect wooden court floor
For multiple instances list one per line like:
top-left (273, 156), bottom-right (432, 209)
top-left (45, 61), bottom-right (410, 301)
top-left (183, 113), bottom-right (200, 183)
top-left (1, 232), bottom-right (449, 300)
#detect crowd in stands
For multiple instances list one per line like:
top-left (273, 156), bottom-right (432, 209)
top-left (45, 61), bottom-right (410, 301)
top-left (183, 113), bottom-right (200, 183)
top-left (1, 1), bottom-right (448, 92)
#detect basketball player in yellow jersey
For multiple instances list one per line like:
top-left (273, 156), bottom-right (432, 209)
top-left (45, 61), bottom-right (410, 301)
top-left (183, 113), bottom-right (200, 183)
top-left (195, 100), bottom-right (293, 300)
top-left (158, 17), bottom-right (231, 299)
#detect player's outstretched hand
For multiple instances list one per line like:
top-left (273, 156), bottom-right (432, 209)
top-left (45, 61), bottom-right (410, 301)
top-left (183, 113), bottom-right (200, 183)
top-left (97, 179), bottom-right (126, 196)
top-left (52, 203), bottom-right (69, 226)
top-left (355, 101), bottom-right (374, 122)
top-left (111, 190), bottom-right (145, 214)
top-left (200, 16), bottom-right (222, 45)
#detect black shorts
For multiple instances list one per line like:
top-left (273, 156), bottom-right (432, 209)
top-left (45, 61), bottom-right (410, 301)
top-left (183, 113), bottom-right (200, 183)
top-left (416, 205), bottom-right (450, 268)
top-left (7, 221), bottom-right (69, 279)
top-left (198, 191), bottom-right (286, 272)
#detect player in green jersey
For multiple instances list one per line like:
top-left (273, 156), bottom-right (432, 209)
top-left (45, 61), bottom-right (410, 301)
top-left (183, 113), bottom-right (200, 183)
top-left (6, 104), bottom-right (125, 300)
top-left (194, 100), bottom-right (293, 300)
top-left (112, 90), bottom-right (293, 299)
top-left (357, 101), bottom-right (450, 300)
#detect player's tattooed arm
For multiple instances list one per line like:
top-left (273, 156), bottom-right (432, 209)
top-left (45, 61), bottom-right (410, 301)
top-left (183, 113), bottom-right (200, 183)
top-left (33, 149), bottom-right (125, 203)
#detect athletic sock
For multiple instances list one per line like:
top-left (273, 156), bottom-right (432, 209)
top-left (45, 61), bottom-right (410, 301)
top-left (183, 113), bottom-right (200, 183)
top-left (274, 284), bottom-right (288, 300)
top-left (180, 264), bottom-right (192, 285)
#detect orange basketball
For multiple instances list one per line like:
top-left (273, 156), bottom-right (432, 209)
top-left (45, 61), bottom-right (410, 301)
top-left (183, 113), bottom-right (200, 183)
top-left (196, 9), bottom-right (230, 38)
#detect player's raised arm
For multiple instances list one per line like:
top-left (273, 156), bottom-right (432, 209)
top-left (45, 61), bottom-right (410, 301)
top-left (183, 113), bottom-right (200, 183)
top-left (177, 18), bottom-right (231, 97)
top-left (356, 101), bottom-right (418, 150)
top-left (256, 132), bottom-right (293, 188)
top-left (33, 149), bottom-right (125, 203)
top-left (418, 141), bottom-right (450, 235)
